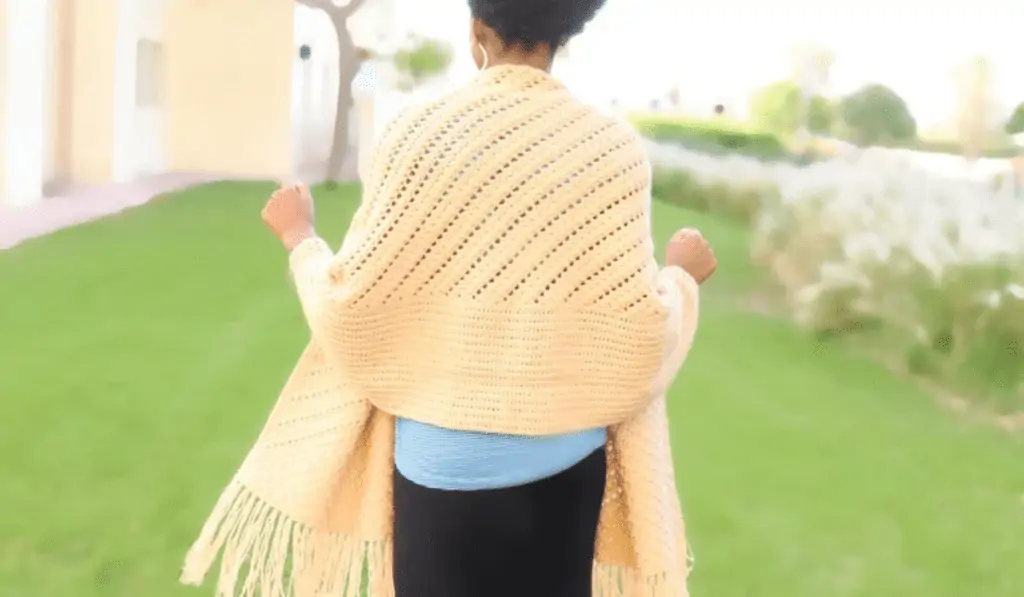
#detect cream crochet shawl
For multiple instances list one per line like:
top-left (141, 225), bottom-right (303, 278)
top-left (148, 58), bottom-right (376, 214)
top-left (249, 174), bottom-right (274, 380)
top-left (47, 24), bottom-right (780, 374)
top-left (180, 65), bottom-right (700, 597)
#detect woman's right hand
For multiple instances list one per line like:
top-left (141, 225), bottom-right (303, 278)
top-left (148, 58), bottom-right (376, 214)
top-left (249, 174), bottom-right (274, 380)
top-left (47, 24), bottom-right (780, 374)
top-left (262, 183), bottom-right (317, 253)
top-left (665, 228), bottom-right (717, 284)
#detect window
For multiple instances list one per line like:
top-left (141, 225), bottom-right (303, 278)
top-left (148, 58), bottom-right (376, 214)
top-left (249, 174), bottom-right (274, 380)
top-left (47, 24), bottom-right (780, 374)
top-left (135, 39), bottom-right (164, 108)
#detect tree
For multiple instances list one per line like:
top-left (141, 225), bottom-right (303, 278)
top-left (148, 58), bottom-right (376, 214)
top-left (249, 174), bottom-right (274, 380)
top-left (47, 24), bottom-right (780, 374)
top-left (837, 84), bottom-right (917, 146)
top-left (807, 96), bottom-right (835, 135)
top-left (789, 43), bottom-right (836, 97)
top-left (749, 81), bottom-right (833, 137)
top-left (297, 1), bottom-right (452, 181)
top-left (296, 0), bottom-right (370, 182)
top-left (666, 86), bottom-right (681, 109)
top-left (1004, 102), bottom-right (1024, 135)
top-left (952, 56), bottom-right (1001, 160)
top-left (392, 36), bottom-right (453, 91)
top-left (750, 81), bottom-right (801, 136)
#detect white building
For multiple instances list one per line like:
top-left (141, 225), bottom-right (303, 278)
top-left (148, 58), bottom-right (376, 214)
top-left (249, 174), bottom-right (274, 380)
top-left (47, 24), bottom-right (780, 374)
top-left (0, 0), bottom-right (387, 209)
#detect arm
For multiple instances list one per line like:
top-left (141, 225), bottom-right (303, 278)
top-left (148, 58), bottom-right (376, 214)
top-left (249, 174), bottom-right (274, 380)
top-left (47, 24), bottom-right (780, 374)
top-left (288, 236), bottom-right (339, 338)
top-left (285, 187), bottom-right (379, 341)
top-left (651, 265), bottom-right (700, 398)
top-left (264, 180), bottom-right (378, 343)
top-left (638, 163), bottom-right (707, 396)
top-left (635, 147), bottom-right (707, 395)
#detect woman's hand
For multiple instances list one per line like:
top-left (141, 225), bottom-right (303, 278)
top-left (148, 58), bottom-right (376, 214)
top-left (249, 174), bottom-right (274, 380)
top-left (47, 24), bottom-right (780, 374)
top-left (261, 183), bottom-right (317, 252)
top-left (665, 228), bottom-right (717, 284)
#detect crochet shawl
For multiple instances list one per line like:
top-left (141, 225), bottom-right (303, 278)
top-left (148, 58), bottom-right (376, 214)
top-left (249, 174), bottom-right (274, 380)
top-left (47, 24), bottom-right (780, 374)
top-left (180, 65), bottom-right (701, 597)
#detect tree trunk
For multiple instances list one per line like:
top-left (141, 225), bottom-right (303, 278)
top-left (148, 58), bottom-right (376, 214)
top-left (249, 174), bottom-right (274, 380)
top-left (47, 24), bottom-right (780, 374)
top-left (325, 14), bottom-right (361, 183)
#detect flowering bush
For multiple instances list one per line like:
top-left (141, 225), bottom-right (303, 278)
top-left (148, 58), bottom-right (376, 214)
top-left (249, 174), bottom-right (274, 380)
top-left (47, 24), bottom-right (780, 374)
top-left (649, 142), bottom-right (1024, 409)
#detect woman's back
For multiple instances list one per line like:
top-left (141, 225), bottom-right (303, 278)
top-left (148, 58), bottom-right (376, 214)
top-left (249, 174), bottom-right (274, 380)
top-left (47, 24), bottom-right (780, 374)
top-left (326, 65), bottom-right (671, 436)
top-left (379, 67), bottom-right (636, 490)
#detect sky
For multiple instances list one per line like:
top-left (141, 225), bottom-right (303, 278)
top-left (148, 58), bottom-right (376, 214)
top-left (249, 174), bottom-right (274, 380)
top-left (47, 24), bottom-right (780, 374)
top-left (345, 0), bottom-right (1024, 129)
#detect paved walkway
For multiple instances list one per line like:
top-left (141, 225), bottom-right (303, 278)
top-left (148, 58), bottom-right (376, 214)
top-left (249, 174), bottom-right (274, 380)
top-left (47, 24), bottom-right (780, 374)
top-left (0, 173), bottom-right (221, 250)
top-left (0, 160), bottom-right (347, 251)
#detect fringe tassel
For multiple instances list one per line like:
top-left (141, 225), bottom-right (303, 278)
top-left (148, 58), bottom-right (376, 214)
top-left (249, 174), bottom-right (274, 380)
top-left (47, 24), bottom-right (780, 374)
top-left (181, 481), bottom-right (690, 597)
top-left (180, 481), bottom-right (394, 597)
top-left (592, 564), bottom-right (691, 597)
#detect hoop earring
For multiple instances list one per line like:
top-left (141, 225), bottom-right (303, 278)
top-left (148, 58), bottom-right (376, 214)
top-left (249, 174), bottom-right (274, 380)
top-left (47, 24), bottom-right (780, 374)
top-left (477, 43), bottom-right (489, 70)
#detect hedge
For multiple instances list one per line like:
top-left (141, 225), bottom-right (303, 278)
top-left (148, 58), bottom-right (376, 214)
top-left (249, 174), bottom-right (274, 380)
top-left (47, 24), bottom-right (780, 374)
top-left (629, 113), bottom-right (832, 165)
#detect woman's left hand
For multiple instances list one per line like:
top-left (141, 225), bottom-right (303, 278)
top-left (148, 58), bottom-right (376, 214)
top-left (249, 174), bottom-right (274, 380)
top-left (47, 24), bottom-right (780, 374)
top-left (262, 183), bottom-right (317, 252)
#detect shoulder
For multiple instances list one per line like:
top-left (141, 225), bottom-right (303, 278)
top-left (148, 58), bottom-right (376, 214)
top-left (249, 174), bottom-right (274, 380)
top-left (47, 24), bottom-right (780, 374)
top-left (374, 98), bottom-right (437, 143)
top-left (531, 95), bottom-right (653, 189)
top-left (575, 104), bottom-right (652, 173)
top-left (554, 97), bottom-right (649, 159)
top-left (374, 86), bottom-right (651, 176)
top-left (599, 108), bottom-right (650, 155)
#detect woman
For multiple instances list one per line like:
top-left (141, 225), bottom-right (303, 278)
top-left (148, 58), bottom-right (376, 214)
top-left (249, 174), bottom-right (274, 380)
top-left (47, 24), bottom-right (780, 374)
top-left (180, 1), bottom-right (716, 596)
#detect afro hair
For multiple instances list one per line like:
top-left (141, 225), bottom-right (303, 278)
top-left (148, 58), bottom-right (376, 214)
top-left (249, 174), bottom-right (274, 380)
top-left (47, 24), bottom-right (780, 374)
top-left (468, 0), bottom-right (608, 51)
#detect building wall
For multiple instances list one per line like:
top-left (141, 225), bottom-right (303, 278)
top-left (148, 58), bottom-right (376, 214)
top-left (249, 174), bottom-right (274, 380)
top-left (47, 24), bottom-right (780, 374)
top-left (0, 0), bottom-right (120, 202)
top-left (2, 0), bottom-right (315, 207)
top-left (45, 0), bottom-right (81, 190)
top-left (291, 5), bottom-right (338, 171)
top-left (0, 0), bottom-right (8, 199)
top-left (65, 0), bottom-right (119, 185)
top-left (1, 0), bottom-right (50, 206)
top-left (109, 0), bottom-right (171, 182)
top-left (165, 0), bottom-right (294, 179)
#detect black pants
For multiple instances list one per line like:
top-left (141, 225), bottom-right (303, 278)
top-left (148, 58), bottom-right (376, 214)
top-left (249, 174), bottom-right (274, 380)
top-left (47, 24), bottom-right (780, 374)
top-left (392, 447), bottom-right (607, 597)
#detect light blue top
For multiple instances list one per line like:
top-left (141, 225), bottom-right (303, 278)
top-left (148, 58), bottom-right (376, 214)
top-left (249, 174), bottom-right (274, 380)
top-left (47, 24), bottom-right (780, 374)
top-left (395, 418), bottom-right (607, 491)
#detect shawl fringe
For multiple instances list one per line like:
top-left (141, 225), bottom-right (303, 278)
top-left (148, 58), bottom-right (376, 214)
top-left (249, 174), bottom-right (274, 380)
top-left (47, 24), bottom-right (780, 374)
top-left (180, 481), bottom-right (393, 597)
top-left (180, 480), bottom-right (692, 597)
top-left (592, 566), bottom-right (693, 597)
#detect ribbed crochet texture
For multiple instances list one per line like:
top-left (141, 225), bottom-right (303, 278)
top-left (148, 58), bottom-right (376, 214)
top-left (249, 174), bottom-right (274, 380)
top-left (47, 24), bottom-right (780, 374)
top-left (180, 65), bottom-right (701, 597)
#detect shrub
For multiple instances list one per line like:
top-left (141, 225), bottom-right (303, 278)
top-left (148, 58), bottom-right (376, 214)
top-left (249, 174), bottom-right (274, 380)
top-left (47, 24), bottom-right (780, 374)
top-left (1005, 102), bottom-right (1024, 136)
top-left (630, 114), bottom-right (792, 162)
top-left (807, 96), bottom-right (836, 136)
top-left (652, 169), bottom-right (763, 224)
top-left (909, 138), bottom-right (1018, 158)
top-left (838, 84), bottom-right (917, 146)
top-left (749, 80), bottom-right (834, 137)
top-left (392, 37), bottom-right (453, 90)
top-left (749, 81), bottom-right (803, 137)
top-left (648, 141), bottom-right (1024, 410)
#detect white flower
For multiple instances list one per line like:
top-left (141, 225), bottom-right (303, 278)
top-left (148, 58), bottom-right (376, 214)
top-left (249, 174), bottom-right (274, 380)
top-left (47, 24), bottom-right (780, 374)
top-left (981, 291), bottom-right (1002, 308)
top-left (649, 139), bottom-right (1024, 339)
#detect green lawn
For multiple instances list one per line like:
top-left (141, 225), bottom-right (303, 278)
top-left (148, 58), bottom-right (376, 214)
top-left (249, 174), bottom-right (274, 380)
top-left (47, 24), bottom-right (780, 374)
top-left (1, 182), bottom-right (1022, 597)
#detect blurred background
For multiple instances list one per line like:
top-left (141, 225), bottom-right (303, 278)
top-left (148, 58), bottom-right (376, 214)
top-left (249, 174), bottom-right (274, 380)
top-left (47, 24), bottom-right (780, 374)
top-left (1, 0), bottom-right (1022, 596)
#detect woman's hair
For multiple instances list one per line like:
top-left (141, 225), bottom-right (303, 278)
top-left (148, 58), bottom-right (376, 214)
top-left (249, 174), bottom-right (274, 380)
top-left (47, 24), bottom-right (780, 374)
top-left (468, 0), bottom-right (608, 51)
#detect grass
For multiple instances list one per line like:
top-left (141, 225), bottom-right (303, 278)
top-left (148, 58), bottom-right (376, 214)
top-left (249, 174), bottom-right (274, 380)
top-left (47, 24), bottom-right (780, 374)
top-left (1, 182), bottom-right (1023, 597)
